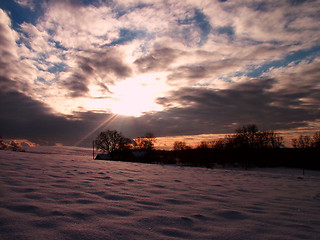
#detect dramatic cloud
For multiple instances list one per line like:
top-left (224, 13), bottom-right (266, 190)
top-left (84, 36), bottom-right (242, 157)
top-left (148, 78), bottom-right (320, 136)
top-left (134, 47), bottom-right (182, 73)
top-left (0, 0), bottom-right (320, 146)
top-left (62, 49), bottom-right (132, 97)
top-left (0, 9), bottom-right (19, 79)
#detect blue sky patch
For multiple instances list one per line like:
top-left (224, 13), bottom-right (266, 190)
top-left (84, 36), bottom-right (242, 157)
top-left (47, 62), bottom-right (68, 74)
top-left (217, 26), bottom-right (235, 39)
top-left (0, 0), bottom-right (41, 28)
top-left (103, 28), bottom-right (146, 47)
top-left (247, 45), bottom-right (320, 77)
top-left (114, 3), bottom-right (151, 19)
top-left (177, 8), bottom-right (211, 46)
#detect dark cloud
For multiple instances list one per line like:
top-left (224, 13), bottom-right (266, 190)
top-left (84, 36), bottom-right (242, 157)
top-left (1, 73), bottom-right (319, 146)
top-left (0, 83), bottom-right (121, 146)
top-left (92, 52), bottom-right (132, 78)
top-left (165, 44), bottom-right (292, 85)
top-left (0, 67), bottom-right (99, 145)
top-left (0, 76), bottom-right (14, 92)
top-left (62, 49), bottom-right (132, 97)
top-left (134, 47), bottom-right (180, 72)
top-left (4, 55), bottom-right (320, 146)
top-left (0, 73), bottom-right (148, 145)
top-left (135, 45), bottom-right (288, 85)
top-left (0, 88), bottom-right (78, 145)
top-left (0, 10), bottom-right (18, 67)
top-left (288, 0), bottom-right (311, 6)
top-left (136, 78), bottom-right (320, 137)
top-left (167, 65), bottom-right (209, 81)
top-left (167, 59), bottom-right (238, 84)
top-left (63, 72), bottom-right (90, 97)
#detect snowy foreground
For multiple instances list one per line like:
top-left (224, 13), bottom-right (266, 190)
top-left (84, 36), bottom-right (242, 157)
top-left (1, 147), bottom-right (320, 240)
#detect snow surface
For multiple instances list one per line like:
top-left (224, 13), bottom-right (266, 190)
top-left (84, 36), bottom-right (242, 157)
top-left (1, 147), bottom-right (320, 240)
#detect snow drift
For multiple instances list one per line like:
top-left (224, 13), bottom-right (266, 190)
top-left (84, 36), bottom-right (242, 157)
top-left (0, 147), bottom-right (320, 239)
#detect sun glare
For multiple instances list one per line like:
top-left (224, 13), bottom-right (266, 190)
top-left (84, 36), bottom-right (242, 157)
top-left (109, 76), bottom-right (165, 116)
top-left (81, 74), bottom-right (168, 116)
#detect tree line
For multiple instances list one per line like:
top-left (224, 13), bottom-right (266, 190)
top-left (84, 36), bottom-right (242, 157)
top-left (94, 130), bottom-right (156, 153)
top-left (174, 125), bottom-right (320, 150)
top-left (94, 124), bottom-right (320, 153)
top-left (94, 125), bottom-right (320, 170)
top-left (291, 132), bottom-right (320, 149)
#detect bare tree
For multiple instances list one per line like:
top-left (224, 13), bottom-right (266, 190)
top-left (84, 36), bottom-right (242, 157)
top-left (255, 131), bottom-right (284, 149)
top-left (292, 135), bottom-right (313, 148)
top-left (95, 130), bottom-right (131, 153)
top-left (292, 132), bottom-right (320, 148)
top-left (223, 125), bottom-right (283, 149)
top-left (213, 139), bottom-right (229, 150)
top-left (230, 124), bottom-right (259, 148)
top-left (134, 132), bottom-right (156, 151)
top-left (173, 141), bottom-right (191, 151)
top-left (196, 141), bottom-right (209, 149)
top-left (312, 131), bottom-right (320, 149)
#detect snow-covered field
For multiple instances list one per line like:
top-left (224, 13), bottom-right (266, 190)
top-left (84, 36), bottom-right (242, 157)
top-left (1, 147), bottom-right (320, 240)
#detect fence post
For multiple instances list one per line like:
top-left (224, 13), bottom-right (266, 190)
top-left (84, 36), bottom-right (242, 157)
top-left (92, 140), bottom-right (95, 159)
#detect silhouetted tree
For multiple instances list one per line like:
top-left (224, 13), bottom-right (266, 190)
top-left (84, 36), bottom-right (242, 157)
top-left (312, 131), bottom-right (320, 149)
top-left (292, 135), bottom-right (313, 148)
top-left (222, 125), bottom-right (283, 149)
top-left (255, 131), bottom-right (284, 148)
top-left (197, 140), bottom-right (221, 149)
top-left (173, 141), bottom-right (191, 151)
top-left (223, 134), bottom-right (237, 149)
top-left (234, 124), bottom-right (259, 148)
top-left (134, 132), bottom-right (156, 150)
top-left (196, 141), bottom-right (209, 149)
top-left (292, 132), bottom-right (320, 149)
top-left (221, 124), bottom-right (258, 149)
top-left (95, 130), bottom-right (131, 153)
top-left (214, 139), bottom-right (224, 149)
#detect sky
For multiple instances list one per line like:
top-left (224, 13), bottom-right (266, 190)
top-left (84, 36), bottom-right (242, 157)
top-left (0, 0), bottom-right (320, 148)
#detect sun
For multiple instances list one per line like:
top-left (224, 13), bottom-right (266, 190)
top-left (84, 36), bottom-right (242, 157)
top-left (82, 74), bottom-right (167, 117)
top-left (108, 75), bottom-right (166, 117)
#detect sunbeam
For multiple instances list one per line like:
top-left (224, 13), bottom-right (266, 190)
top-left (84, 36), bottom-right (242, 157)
top-left (74, 114), bottom-right (118, 146)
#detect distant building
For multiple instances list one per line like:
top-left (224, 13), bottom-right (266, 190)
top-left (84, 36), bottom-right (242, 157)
top-left (95, 153), bottom-right (112, 160)
top-left (132, 150), bottom-right (147, 158)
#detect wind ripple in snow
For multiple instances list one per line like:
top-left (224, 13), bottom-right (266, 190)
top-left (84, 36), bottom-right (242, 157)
top-left (1, 148), bottom-right (320, 239)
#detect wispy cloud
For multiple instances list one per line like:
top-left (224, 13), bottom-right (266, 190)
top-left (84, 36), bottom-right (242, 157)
top-left (14, 0), bottom-right (35, 11)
